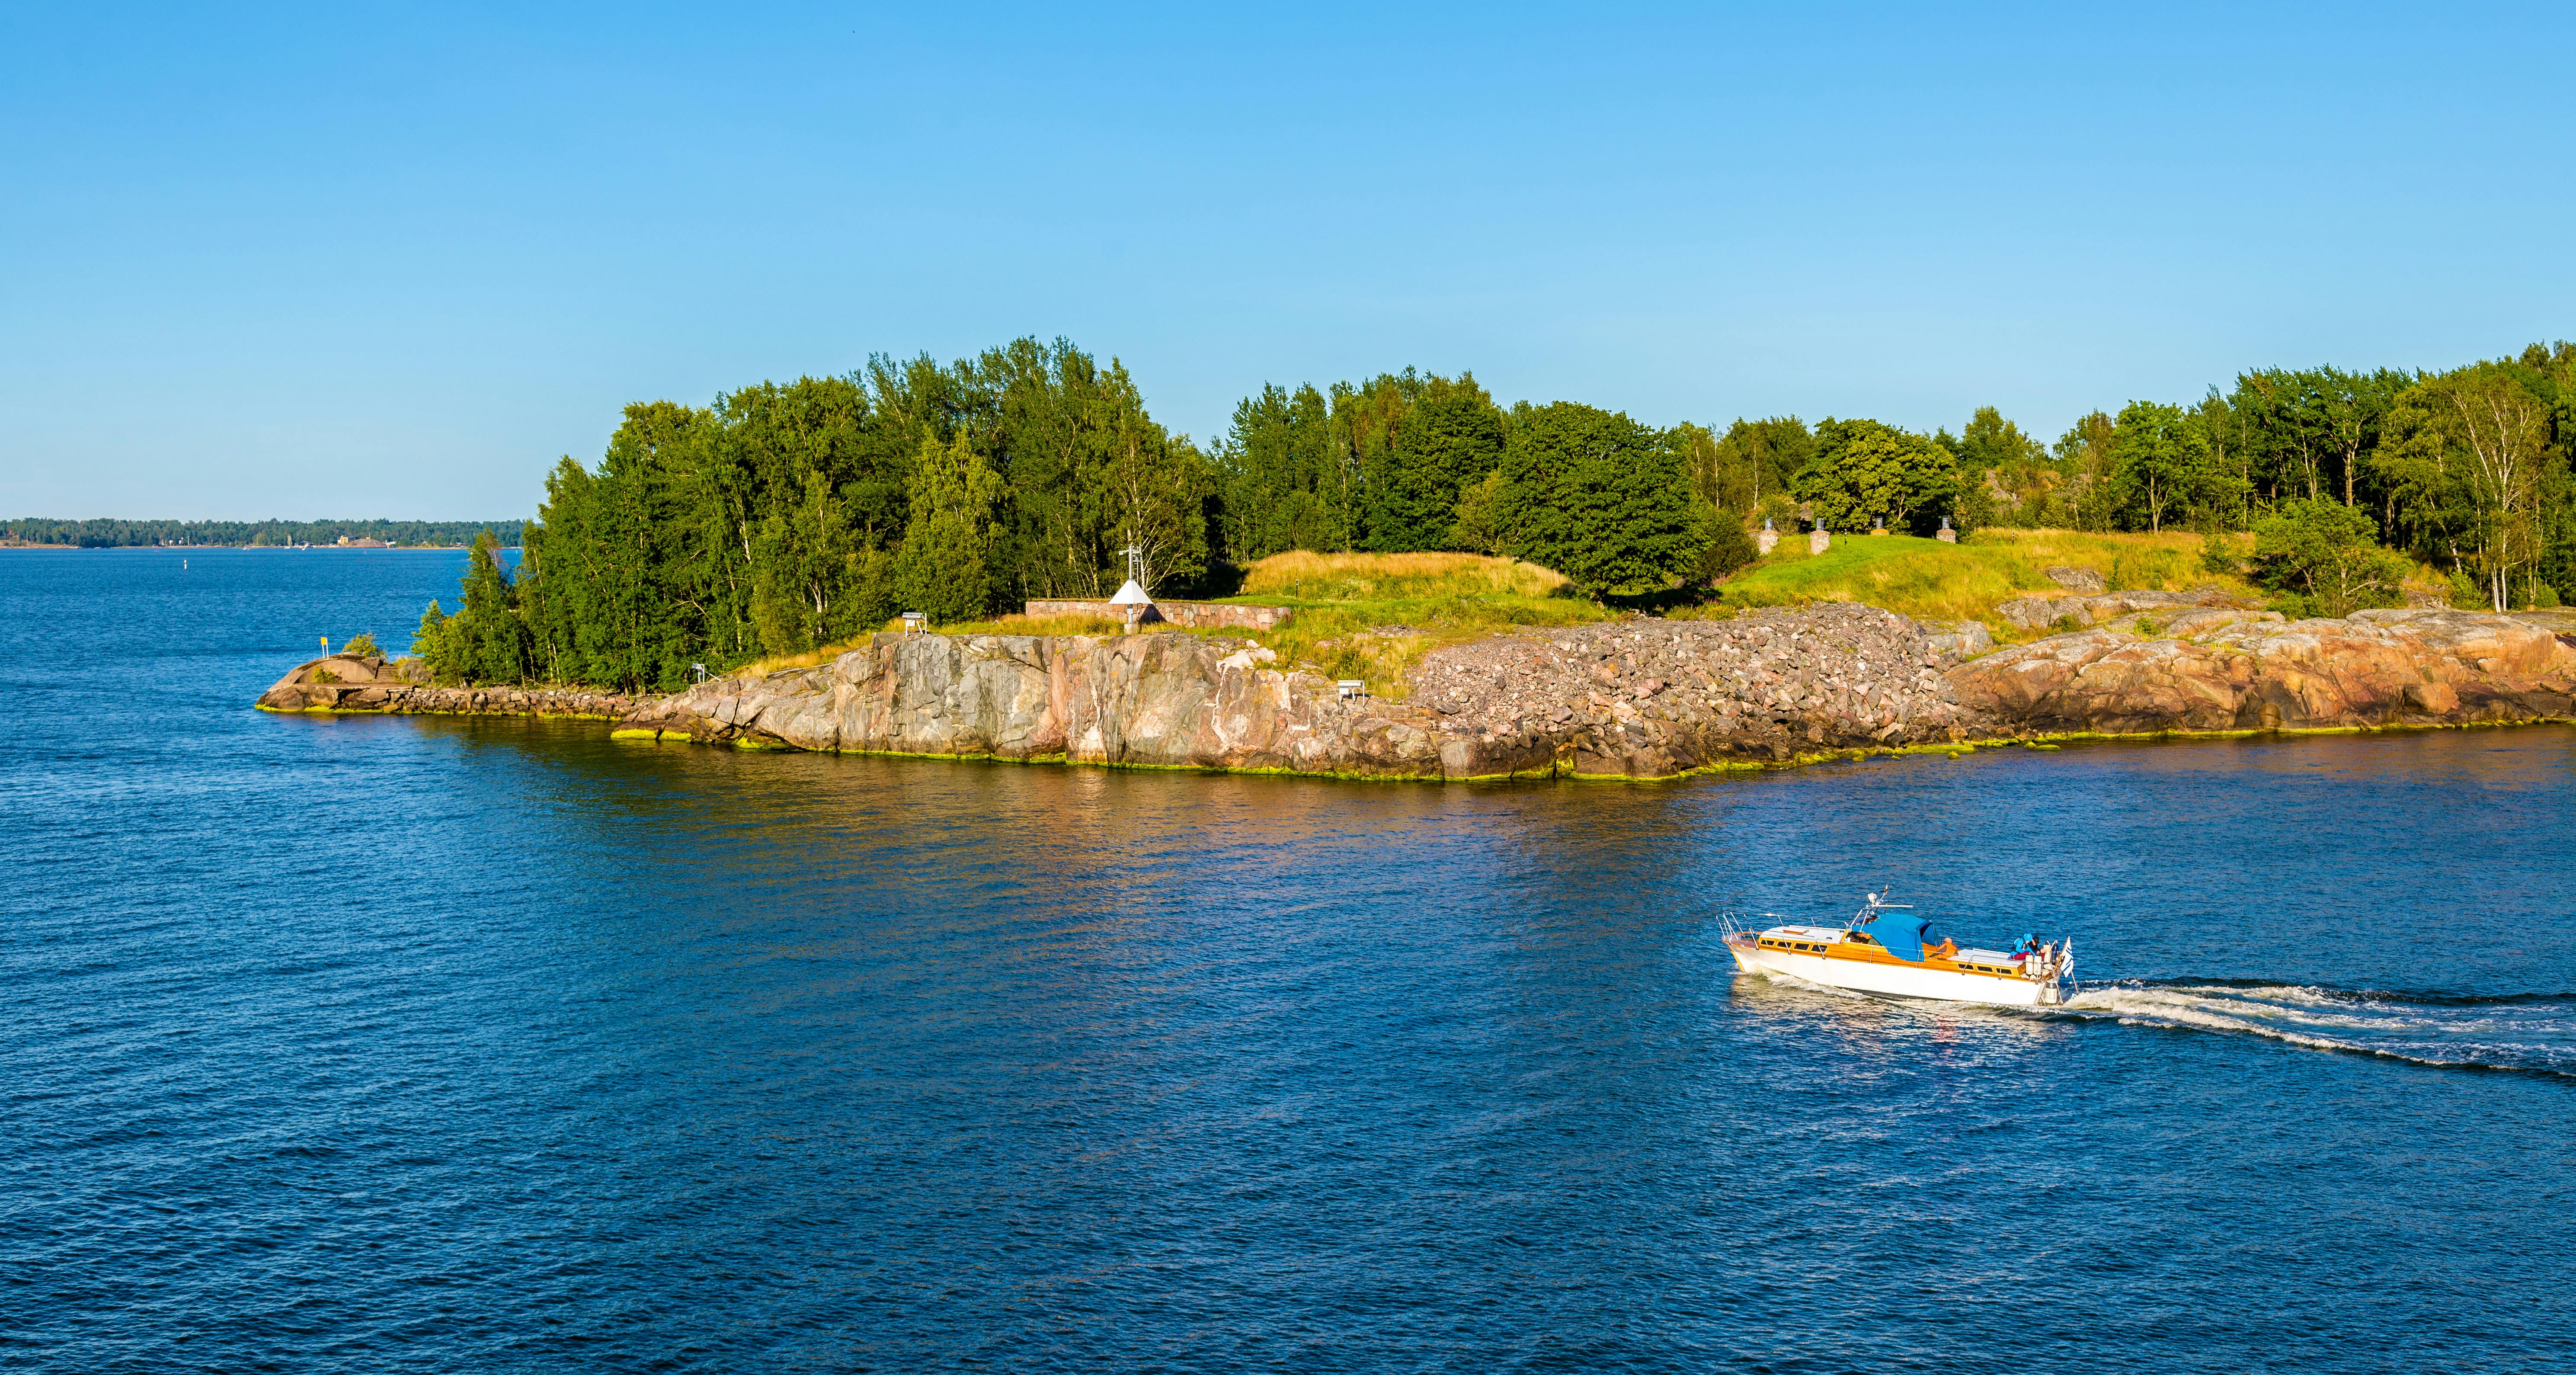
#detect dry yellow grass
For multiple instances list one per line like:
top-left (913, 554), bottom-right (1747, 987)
top-left (1235, 550), bottom-right (1570, 602)
top-left (939, 611), bottom-right (1129, 638)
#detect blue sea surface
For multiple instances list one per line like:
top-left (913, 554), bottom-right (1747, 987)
top-left (3, 548), bottom-right (2572, 1373)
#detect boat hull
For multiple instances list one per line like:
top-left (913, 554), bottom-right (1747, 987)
top-left (1727, 939), bottom-right (2063, 1007)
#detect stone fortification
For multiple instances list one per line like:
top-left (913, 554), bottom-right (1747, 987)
top-left (1021, 599), bottom-right (1296, 631)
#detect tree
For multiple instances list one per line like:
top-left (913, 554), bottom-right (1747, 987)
top-left (1692, 417), bottom-right (1812, 518)
top-left (751, 468), bottom-right (869, 654)
top-left (2051, 411), bottom-right (2119, 529)
top-left (1362, 372), bottom-right (1504, 551)
top-left (1216, 382), bottom-right (1347, 559)
top-left (1950, 406), bottom-right (2050, 526)
top-left (893, 436), bottom-right (1006, 624)
top-left (2105, 400), bottom-right (2224, 532)
top-left (1792, 419), bottom-right (1959, 532)
top-left (2251, 500), bottom-right (2410, 617)
top-left (416, 530), bottom-right (531, 685)
top-left (2373, 363), bottom-right (2560, 612)
top-left (1450, 469), bottom-right (1507, 555)
top-left (1497, 402), bottom-right (1708, 596)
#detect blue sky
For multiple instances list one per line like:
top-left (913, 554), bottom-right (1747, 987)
top-left (4, 2), bottom-right (2570, 519)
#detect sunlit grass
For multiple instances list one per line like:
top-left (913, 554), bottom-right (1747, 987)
top-left (1706, 528), bottom-right (2262, 638)
top-left (1232, 550), bottom-right (1572, 603)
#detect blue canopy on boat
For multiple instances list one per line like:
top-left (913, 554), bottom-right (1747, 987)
top-left (1871, 913), bottom-right (1933, 962)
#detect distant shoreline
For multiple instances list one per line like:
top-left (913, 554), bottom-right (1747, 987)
top-left (0, 542), bottom-right (513, 551)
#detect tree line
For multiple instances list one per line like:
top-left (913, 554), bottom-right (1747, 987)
top-left (1, 518), bottom-right (523, 548)
top-left (416, 336), bottom-right (2576, 689)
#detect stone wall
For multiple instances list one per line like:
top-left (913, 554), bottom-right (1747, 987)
top-left (1021, 599), bottom-right (1296, 631)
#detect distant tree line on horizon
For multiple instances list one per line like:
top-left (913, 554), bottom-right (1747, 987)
top-left (0, 517), bottom-right (524, 548)
top-left (413, 336), bottom-right (2576, 691)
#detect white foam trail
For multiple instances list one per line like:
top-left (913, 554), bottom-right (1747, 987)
top-left (2054, 982), bottom-right (2576, 1076)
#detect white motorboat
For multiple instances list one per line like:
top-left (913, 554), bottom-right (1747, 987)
top-left (1725, 893), bottom-right (2074, 1007)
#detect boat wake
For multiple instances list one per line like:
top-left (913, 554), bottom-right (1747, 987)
top-left (2053, 981), bottom-right (2576, 1077)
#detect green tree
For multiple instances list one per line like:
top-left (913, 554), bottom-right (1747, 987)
top-left (1792, 419), bottom-right (1959, 532)
top-left (893, 435), bottom-right (1006, 623)
top-left (416, 531), bottom-right (531, 685)
top-left (1216, 382), bottom-right (1348, 559)
top-left (1450, 468), bottom-right (1508, 555)
top-left (2373, 362), bottom-right (2561, 612)
top-left (2105, 400), bottom-right (2225, 532)
top-left (1693, 417), bottom-right (1812, 519)
top-left (751, 468), bottom-right (870, 654)
top-left (1951, 406), bottom-right (2050, 525)
top-left (2251, 499), bottom-right (2411, 616)
top-left (1497, 402), bottom-right (1708, 595)
top-left (1363, 372), bottom-right (1504, 551)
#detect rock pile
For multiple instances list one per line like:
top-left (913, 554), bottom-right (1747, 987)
top-left (256, 656), bottom-right (642, 719)
top-left (1405, 604), bottom-right (1974, 776)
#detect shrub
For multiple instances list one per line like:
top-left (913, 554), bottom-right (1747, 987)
top-left (2198, 522), bottom-right (2240, 576)
top-left (2251, 500), bottom-right (2410, 618)
top-left (342, 632), bottom-right (382, 659)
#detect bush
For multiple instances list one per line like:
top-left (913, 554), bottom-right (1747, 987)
top-left (1696, 504), bottom-right (1760, 582)
top-left (341, 632), bottom-right (382, 659)
top-left (2198, 523), bottom-right (2240, 577)
top-left (2251, 500), bottom-right (2409, 618)
top-left (2447, 569), bottom-right (2486, 609)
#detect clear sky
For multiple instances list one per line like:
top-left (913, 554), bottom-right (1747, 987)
top-left (5, 2), bottom-right (2571, 519)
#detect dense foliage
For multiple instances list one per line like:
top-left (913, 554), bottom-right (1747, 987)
top-left (415, 336), bottom-right (2576, 687)
top-left (419, 340), bottom-right (1213, 691)
top-left (0, 518), bottom-right (521, 548)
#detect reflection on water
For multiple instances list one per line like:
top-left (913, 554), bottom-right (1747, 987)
top-left (6, 551), bottom-right (2576, 1372)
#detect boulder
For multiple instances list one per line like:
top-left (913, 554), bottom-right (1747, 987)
top-left (2042, 565), bottom-right (2107, 593)
top-left (1994, 587), bottom-right (2255, 631)
top-left (1925, 620), bottom-right (1995, 660)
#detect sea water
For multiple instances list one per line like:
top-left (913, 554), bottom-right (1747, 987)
top-left (3, 549), bottom-right (2571, 1373)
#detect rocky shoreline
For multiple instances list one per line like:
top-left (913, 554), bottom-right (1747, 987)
top-left (257, 601), bottom-right (2576, 779)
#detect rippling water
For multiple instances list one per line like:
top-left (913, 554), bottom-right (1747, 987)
top-left (5, 549), bottom-right (2572, 1373)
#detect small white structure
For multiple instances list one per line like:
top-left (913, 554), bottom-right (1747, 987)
top-left (1755, 517), bottom-right (1779, 556)
top-left (1936, 516), bottom-right (1957, 544)
top-left (901, 611), bottom-right (928, 636)
top-left (1109, 579), bottom-right (1154, 632)
top-left (1336, 679), bottom-right (1366, 702)
top-left (1808, 526), bottom-right (1831, 556)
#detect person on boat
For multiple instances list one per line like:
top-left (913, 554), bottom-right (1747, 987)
top-left (1929, 936), bottom-right (1959, 959)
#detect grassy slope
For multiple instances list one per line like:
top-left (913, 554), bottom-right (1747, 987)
top-left (1214, 552), bottom-right (1604, 697)
top-left (1708, 529), bottom-right (2263, 639)
top-left (922, 552), bottom-right (1604, 698)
